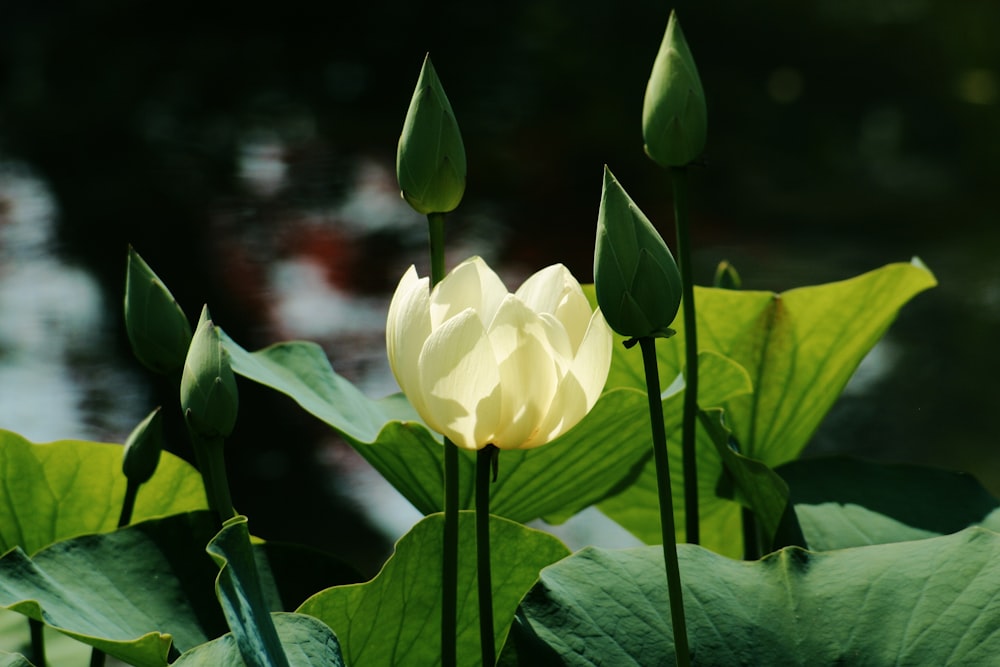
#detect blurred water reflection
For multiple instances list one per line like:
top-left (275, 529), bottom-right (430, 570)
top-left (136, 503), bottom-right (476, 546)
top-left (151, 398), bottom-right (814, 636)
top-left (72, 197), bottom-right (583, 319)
top-left (0, 163), bottom-right (147, 442)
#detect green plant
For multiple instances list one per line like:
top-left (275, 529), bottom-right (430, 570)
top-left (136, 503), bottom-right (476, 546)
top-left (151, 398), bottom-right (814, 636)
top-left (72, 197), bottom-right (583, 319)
top-left (5, 9), bottom-right (992, 667)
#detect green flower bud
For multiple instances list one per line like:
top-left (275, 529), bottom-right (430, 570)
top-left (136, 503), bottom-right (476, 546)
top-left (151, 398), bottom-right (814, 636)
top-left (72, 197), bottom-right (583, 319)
top-left (713, 260), bottom-right (742, 290)
top-left (594, 166), bottom-right (682, 340)
top-left (124, 246), bottom-right (193, 374)
top-left (180, 306), bottom-right (238, 439)
top-left (642, 11), bottom-right (707, 168)
top-left (396, 54), bottom-right (467, 215)
top-left (122, 406), bottom-right (164, 485)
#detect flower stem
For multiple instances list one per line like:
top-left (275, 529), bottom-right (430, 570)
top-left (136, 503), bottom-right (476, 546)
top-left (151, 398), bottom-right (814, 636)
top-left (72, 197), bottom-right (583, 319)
top-left (91, 478), bottom-right (144, 667)
top-left (190, 437), bottom-right (219, 516)
top-left (639, 336), bottom-right (691, 667)
top-left (29, 618), bottom-right (46, 667)
top-left (428, 211), bottom-right (459, 667)
top-left (476, 445), bottom-right (497, 667)
top-left (117, 480), bottom-right (140, 528)
top-left (190, 431), bottom-right (236, 525)
top-left (670, 166), bottom-right (700, 545)
top-left (204, 437), bottom-right (236, 524)
top-left (428, 213), bottom-right (446, 285)
top-left (442, 437), bottom-right (459, 667)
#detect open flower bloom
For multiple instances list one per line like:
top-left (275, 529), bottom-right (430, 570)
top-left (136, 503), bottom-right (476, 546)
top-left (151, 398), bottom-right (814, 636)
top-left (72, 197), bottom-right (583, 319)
top-left (386, 256), bottom-right (612, 450)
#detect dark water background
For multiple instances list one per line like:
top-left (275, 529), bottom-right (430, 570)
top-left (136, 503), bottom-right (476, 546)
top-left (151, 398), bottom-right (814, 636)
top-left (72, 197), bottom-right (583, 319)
top-left (1, 0), bottom-right (998, 572)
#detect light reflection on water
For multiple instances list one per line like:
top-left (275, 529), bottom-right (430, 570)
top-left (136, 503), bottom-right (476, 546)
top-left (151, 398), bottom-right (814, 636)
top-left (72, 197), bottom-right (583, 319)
top-left (0, 162), bottom-right (148, 443)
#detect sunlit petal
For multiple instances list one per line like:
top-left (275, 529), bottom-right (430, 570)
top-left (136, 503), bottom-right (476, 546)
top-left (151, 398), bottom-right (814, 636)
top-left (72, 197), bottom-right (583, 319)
top-left (487, 295), bottom-right (559, 449)
top-left (516, 264), bottom-right (592, 352)
top-left (515, 263), bottom-right (571, 314)
top-left (554, 288), bottom-right (593, 353)
top-left (386, 266), bottom-right (431, 415)
top-left (536, 312), bottom-right (573, 377)
top-left (529, 371), bottom-right (590, 447)
top-left (568, 308), bottom-right (614, 410)
top-left (430, 256), bottom-right (507, 329)
top-left (418, 308), bottom-right (501, 449)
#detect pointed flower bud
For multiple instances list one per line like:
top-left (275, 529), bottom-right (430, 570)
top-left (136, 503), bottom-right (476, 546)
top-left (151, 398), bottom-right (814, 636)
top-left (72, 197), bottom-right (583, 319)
top-left (122, 406), bottom-right (164, 485)
top-left (642, 11), bottom-right (707, 168)
top-left (713, 260), bottom-right (741, 290)
top-left (594, 166), bottom-right (682, 340)
top-left (386, 257), bottom-right (612, 451)
top-left (181, 306), bottom-right (239, 439)
top-left (124, 246), bottom-right (192, 374)
top-left (396, 54), bottom-right (467, 215)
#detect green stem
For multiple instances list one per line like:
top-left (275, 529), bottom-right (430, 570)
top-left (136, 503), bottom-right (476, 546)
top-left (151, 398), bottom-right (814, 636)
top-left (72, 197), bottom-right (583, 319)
top-left (91, 480), bottom-right (143, 667)
top-left (117, 480), bottom-right (140, 528)
top-left (190, 436), bottom-right (219, 517)
top-left (428, 211), bottom-right (459, 667)
top-left (639, 337), bottom-right (691, 667)
top-left (670, 166), bottom-right (700, 545)
top-left (29, 618), bottom-right (46, 667)
top-left (190, 432), bottom-right (236, 525)
top-left (476, 445), bottom-right (497, 667)
top-left (742, 507), bottom-right (761, 561)
top-left (428, 213), bottom-right (446, 285)
top-left (204, 437), bottom-right (236, 524)
top-left (442, 437), bottom-right (459, 667)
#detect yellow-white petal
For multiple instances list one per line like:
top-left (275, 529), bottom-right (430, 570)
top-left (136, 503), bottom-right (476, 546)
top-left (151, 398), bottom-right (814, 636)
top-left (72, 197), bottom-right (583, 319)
top-left (535, 312), bottom-right (573, 378)
top-left (568, 308), bottom-right (613, 410)
top-left (530, 370), bottom-right (590, 447)
top-left (430, 256), bottom-right (508, 330)
top-left (386, 266), bottom-right (431, 416)
top-left (553, 288), bottom-right (594, 354)
top-left (526, 309), bottom-right (612, 447)
top-left (487, 295), bottom-right (560, 449)
top-left (516, 263), bottom-right (592, 351)
top-left (514, 264), bottom-right (571, 314)
top-left (418, 308), bottom-right (501, 449)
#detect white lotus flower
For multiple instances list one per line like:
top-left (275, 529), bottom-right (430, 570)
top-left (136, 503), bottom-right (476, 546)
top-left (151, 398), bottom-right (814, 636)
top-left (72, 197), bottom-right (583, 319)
top-left (386, 256), bottom-right (613, 450)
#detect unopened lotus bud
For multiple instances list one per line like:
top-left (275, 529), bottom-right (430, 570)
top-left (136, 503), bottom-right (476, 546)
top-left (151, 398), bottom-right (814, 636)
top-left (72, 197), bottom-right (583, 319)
top-left (180, 306), bottom-right (238, 438)
top-left (122, 406), bottom-right (164, 485)
top-left (396, 54), bottom-right (467, 214)
top-left (594, 166), bottom-right (682, 340)
top-left (713, 260), bottom-right (741, 290)
top-left (642, 11), bottom-right (707, 168)
top-left (124, 246), bottom-right (192, 374)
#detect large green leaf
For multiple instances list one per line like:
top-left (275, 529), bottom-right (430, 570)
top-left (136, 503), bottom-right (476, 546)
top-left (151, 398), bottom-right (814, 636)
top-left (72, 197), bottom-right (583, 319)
top-left (779, 457), bottom-right (1000, 551)
top-left (596, 353), bottom-right (752, 557)
top-left (206, 516), bottom-right (289, 667)
top-left (173, 612), bottom-right (344, 666)
top-left (681, 260), bottom-right (934, 464)
top-left (298, 512), bottom-right (569, 667)
top-left (0, 512), bottom-right (354, 667)
top-left (596, 261), bottom-right (935, 555)
top-left (513, 527), bottom-right (1000, 665)
top-left (0, 652), bottom-right (33, 667)
top-left (0, 607), bottom-right (90, 666)
top-left (221, 333), bottom-right (655, 525)
top-left (0, 512), bottom-right (225, 667)
top-left (698, 408), bottom-right (804, 554)
top-left (0, 430), bottom-right (207, 555)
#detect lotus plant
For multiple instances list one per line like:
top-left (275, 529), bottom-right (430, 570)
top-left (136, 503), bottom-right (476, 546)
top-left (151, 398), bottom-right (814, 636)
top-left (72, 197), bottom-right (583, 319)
top-left (386, 255), bottom-right (612, 664)
top-left (397, 52), bottom-right (469, 667)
